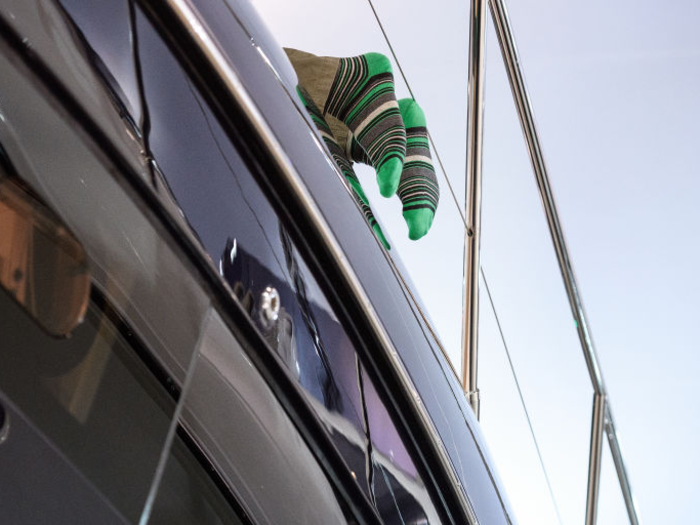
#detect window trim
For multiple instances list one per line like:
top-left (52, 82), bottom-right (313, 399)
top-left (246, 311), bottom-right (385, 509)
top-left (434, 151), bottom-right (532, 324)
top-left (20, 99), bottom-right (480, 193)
top-left (132, 1), bottom-right (477, 523)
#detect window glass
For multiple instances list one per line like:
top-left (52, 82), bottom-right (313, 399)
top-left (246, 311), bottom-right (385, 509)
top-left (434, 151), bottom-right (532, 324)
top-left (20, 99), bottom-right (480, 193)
top-left (131, 5), bottom-right (442, 521)
top-left (58, 0), bottom-right (142, 124)
top-left (0, 290), bottom-right (175, 523)
top-left (134, 4), bottom-right (372, 497)
top-left (166, 308), bottom-right (352, 524)
top-left (287, 237), bottom-right (437, 524)
top-left (0, 10), bottom-right (355, 523)
top-left (0, 45), bottom-right (207, 520)
top-left (148, 432), bottom-right (247, 525)
top-left (0, 390), bottom-right (129, 524)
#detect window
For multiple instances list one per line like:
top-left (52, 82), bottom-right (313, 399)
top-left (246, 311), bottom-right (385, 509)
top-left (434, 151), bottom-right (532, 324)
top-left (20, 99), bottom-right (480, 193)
top-left (0, 288), bottom-right (175, 522)
top-left (129, 4), bottom-right (442, 521)
top-left (0, 6), bottom-right (357, 520)
top-left (149, 431), bottom-right (248, 525)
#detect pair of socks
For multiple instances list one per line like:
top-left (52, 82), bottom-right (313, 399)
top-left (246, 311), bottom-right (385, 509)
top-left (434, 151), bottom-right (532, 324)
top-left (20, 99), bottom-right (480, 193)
top-left (349, 98), bottom-right (439, 240)
top-left (287, 49), bottom-right (439, 243)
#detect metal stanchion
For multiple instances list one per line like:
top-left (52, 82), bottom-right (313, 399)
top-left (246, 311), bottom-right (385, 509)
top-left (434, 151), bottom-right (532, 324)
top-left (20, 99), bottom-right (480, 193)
top-left (487, 0), bottom-right (641, 522)
top-left (461, 0), bottom-right (487, 419)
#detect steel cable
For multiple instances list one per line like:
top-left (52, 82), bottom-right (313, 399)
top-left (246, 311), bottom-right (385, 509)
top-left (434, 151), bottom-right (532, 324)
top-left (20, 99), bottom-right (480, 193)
top-left (365, 0), bottom-right (469, 232)
top-left (365, 2), bottom-right (565, 521)
top-left (481, 268), bottom-right (564, 525)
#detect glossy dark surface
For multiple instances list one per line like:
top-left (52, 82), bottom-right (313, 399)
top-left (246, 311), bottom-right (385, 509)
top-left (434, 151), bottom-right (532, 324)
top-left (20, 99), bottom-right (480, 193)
top-left (0, 17), bottom-right (358, 520)
top-left (0, 293), bottom-right (175, 523)
top-left (132, 6), bottom-right (437, 520)
top-left (58, 0), bottom-right (142, 125)
top-left (0, 392), bottom-right (129, 525)
top-left (186, 1), bottom-right (513, 521)
top-left (0, 0), bottom-right (515, 522)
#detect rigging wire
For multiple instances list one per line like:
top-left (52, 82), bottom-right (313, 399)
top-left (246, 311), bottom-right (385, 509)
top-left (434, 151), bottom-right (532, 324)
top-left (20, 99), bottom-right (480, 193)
top-left (365, 1), bottom-right (564, 521)
top-left (365, 0), bottom-right (469, 232)
top-left (481, 268), bottom-right (564, 525)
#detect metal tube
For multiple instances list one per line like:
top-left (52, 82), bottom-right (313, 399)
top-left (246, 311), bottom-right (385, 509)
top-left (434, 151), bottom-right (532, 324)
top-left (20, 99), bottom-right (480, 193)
top-left (461, 0), bottom-right (487, 418)
top-left (605, 404), bottom-right (641, 525)
top-left (487, 1), bottom-right (640, 523)
top-left (585, 394), bottom-right (606, 525)
top-left (488, 0), bottom-right (605, 394)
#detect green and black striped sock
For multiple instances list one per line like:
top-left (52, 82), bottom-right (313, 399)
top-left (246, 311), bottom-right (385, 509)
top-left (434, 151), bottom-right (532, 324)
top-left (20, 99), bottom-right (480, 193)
top-left (324, 53), bottom-right (406, 198)
top-left (297, 86), bottom-right (390, 250)
top-left (350, 98), bottom-right (439, 240)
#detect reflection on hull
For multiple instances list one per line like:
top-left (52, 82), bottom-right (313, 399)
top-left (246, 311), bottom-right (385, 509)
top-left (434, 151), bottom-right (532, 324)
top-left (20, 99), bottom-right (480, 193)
top-left (219, 235), bottom-right (434, 523)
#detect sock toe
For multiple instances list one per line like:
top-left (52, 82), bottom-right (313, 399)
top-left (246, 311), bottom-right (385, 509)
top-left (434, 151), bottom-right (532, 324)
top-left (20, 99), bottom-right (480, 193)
top-left (404, 208), bottom-right (434, 240)
top-left (377, 158), bottom-right (402, 197)
top-left (395, 99), bottom-right (439, 241)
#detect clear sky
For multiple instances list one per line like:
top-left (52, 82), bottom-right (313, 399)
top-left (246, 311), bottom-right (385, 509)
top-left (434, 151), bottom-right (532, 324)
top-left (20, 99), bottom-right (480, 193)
top-left (250, 0), bottom-right (700, 522)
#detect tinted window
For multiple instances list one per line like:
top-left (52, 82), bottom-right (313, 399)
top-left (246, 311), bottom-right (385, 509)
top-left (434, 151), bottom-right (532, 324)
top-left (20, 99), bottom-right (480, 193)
top-left (0, 15), bottom-right (355, 520)
top-left (149, 434), bottom-right (247, 525)
top-left (134, 3), bottom-right (373, 495)
top-left (58, 0), bottom-right (142, 124)
top-left (0, 290), bottom-right (174, 522)
top-left (131, 4), bottom-right (441, 522)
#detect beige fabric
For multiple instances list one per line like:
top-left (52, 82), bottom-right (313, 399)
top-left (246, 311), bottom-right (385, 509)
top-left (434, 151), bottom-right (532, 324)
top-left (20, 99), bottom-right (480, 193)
top-left (284, 48), bottom-right (352, 153)
top-left (284, 48), bottom-right (338, 109)
top-left (326, 115), bottom-right (351, 157)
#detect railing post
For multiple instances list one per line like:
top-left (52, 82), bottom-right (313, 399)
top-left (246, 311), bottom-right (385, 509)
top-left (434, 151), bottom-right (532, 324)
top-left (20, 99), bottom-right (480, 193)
top-left (486, 0), bottom-right (641, 522)
top-left (461, 0), bottom-right (487, 419)
top-left (605, 404), bottom-right (641, 525)
top-left (586, 394), bottom-right (606, 525)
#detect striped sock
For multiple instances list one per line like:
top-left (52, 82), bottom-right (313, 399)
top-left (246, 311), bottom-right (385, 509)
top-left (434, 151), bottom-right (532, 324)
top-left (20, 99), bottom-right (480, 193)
top-left (350, 98), bottom-right (439, 240)
top-left (297, 86), bottom-right (390, 250)
top-left (324, 53), bottom-right (406, 198)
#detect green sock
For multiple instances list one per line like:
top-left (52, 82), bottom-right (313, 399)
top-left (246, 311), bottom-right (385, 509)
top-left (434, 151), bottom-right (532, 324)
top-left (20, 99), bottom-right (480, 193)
top-left (324, 53), bottom-right (405, 198)
top-left (349, 98), bottom-right (439, 240)
top-left (297, 86), bottom-right (390, 250)
top-left (397, 98), bottom-right (439, 240)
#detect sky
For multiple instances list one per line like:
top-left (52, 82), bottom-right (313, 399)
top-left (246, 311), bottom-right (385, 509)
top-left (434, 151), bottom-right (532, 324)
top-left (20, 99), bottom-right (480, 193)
top-left (249, 0), bottom-right (700, 522)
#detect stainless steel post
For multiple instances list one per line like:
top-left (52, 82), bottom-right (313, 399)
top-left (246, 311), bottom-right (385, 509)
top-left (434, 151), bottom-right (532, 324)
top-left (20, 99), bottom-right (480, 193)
top-left (487, 0), bottom-right (641, 522)
top-left (488, 0), bottom-right (604, 394)
top-left (461, 0), bottom-right (487, 418)
top-left (586, 394), bottom-right (606, 525)
top-left (605, 404), bottom-right (641, 525)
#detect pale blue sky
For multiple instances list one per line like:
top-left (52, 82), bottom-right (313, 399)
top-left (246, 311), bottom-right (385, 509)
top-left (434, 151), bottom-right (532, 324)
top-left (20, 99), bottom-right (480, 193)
top-left (250, 0), bottom-right (699, 522)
